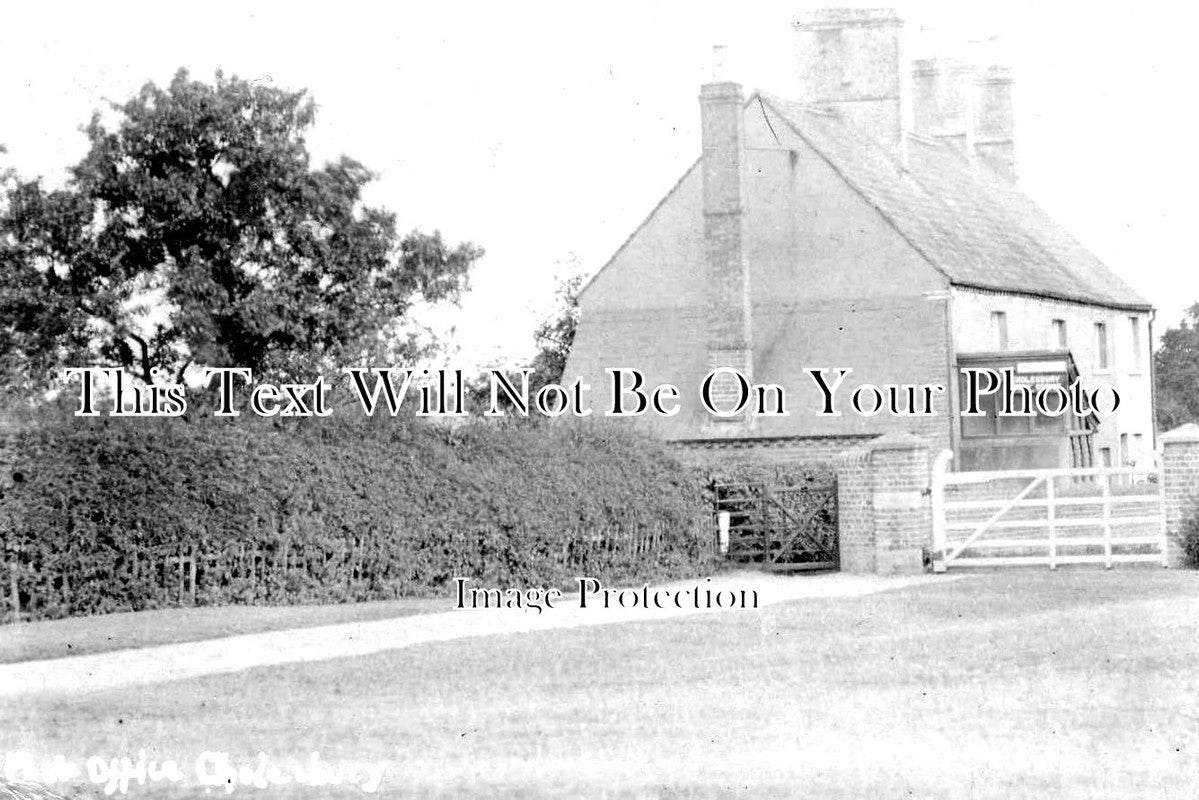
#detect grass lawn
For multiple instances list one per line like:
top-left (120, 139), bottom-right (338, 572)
top-left (4, 569), bottom-right (1199, 798)
top-left (0, 597), bottom-right (447, 664)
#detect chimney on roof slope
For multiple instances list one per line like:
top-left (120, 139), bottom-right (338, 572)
top-left (793, 8), bottom-right (905, 150)
top-left (699, 76), bottom-right (753, 425)
top-left (973, 63), bottom-right (1016, 181)
top-left (911, 57), bottom-right (973, 150)
top-left (910, 32), bottom-right (1017, 182)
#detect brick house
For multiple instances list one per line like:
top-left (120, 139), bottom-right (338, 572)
top-left (564, 8), bottom-right (1154, 471)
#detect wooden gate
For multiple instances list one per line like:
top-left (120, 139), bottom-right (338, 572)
top-left (713, 481), bottom-right (838, 571)
top-left (931, 456), bottom-right (1167, 570)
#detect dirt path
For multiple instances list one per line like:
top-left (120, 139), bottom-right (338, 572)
top-left (0, 572), bottom-right (948, 696)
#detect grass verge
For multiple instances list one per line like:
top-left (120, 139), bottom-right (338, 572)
top-left (0, 597), bottom-right (448, 664)
top-left (4, 570), bottom-right (1199, 799)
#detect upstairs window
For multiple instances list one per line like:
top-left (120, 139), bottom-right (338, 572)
top-left (1094, 322), bottom-right (1109, 370)
top-left (1051, 319), bottom-right (1067, 349)
top-left (991, 311), bottom-right (1008, 350)
top-left (1129, 316), bottom-right (1142, 371)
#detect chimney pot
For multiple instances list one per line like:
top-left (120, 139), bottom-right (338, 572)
top-left (710, 44), bottom-right (729, 82)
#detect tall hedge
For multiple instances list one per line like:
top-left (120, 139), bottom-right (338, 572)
top-left (0, 415), bottom-right (716, 619)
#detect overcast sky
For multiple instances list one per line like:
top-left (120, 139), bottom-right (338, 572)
top-left (2, 1), bottom-right (1194, 366)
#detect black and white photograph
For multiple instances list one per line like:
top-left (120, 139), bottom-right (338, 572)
top-left (2, 2), bottom-right (1198, 797)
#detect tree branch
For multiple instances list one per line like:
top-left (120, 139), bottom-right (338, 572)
top-left (125, 332), bottom-right (152, 383)
top-left (174, 358), bottom-right (192, 386)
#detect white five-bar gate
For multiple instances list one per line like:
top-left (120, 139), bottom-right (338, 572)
top-left (931, 453), bottom-right (1168, 571)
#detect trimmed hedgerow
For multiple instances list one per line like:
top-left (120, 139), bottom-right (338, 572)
top-left (0, 414), bottom-right (716, 620)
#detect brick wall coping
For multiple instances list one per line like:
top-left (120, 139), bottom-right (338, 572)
top-left (835, 432), bottom-right (932, 466)
top-left (866, 432), bottom-right (931, 452)
top-left (1162, 424), bottom-right (1199, 444)
top-left (668, 434), bottom-right (874, 451)
top-left (835, 446), bottom-right (873, 466)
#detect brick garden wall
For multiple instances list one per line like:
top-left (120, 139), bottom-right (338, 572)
top-left (682, 425), bottom-right (1199, 576)
top-left (1162, 424), bottom-right (1199, 567)
top-left (672, 435), bottom-right (873, 471)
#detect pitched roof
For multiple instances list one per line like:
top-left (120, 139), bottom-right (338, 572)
top-left (755, 92), bottom-right (1151, 311)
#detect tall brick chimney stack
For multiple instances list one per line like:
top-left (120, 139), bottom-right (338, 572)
top-left (973, 64), bottom-right (1015, 182)
top-left (910, 36), bottom-right (1016, 182)
top-left (699, 78), bottom-right (753, 425)
top-left (911, 57), bottom-right (973, 151)
top-left (793, 8), bottom-right (905, 151)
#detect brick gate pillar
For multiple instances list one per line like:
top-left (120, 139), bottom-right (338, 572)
top-left (1161, 423), bottom-right (1199, 568)
top-left (836, 433), bottom-right (933, 575)
top-left (834, 448), bottom-right (874, 573)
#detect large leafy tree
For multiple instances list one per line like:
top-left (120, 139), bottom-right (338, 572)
top-left (0, 69), bottom-right (481, 394)
top-left (1155, 303), bottom-right (1199, 432)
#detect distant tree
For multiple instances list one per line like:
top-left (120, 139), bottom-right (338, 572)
top-left (462, 268), bottom-right (585, 417)
top-left (0, 69), bottom-right (482, 396)
top-left (530, 272), bottom-right (583, 389)
top-left (1154, 303), bottom-right (1199, 431)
